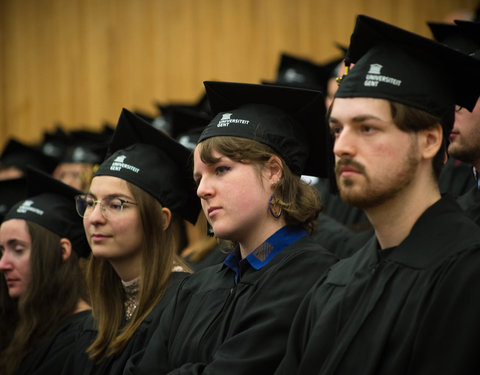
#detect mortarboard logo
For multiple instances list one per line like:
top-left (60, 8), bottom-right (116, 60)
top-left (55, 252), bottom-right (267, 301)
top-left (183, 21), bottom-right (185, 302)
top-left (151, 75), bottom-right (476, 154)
top-left (217, 112), bottom-right (250, 128)
top-left (364, 62), bottom-right (402, 88)
top-left (368, 64), bottom-right (383, 75)
top-left (17, 200), bottom-right (44, 215)
top-left (284, 68), bottom-right (305, 83)
top-left (114, 155), bottom-right (127, 163)
top-left (110, 155), bottom-right (140, 173)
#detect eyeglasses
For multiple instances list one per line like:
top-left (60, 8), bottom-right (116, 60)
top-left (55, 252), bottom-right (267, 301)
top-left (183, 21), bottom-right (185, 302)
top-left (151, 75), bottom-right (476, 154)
top-left (75, 194), bottom-right (138, 219)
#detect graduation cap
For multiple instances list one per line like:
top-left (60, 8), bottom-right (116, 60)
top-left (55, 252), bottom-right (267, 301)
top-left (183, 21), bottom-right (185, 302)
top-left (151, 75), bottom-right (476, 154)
top-left (269, 53), bottom-right (329, 91)
top-left (133, 110), bottom-right (156, 124)
top-left (336, 15), bottom-right (480, 135)
top-left (453, 20), bottom-right (480, 59)
top-left (428, 21), bottom-right (480, 59)
top-left (155, 105), bottom-right (212, 140)
top-left (95, 108), bottom-right (201, 224)
top-left (0, 177), bottom-right (27, 222)
top-left (154, 93), bottom-right (212, 136)
top-left (41, 127), bottom-right (70, 162)
top-left (1, 139), bottom-right (58, 174)
top-left (198, 81), bottom-right (328, 178)
top-left (62, 129), bottom-right (110, 164)
top-left (3, 168), bottom-right (90, 258)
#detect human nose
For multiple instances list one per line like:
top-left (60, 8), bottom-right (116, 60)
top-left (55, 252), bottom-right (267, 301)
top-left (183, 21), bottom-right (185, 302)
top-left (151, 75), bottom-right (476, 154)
top-left (196, 177), bottom-right (213, 200)
top-left (0, 252), bottom-right (13, 272)
top-left (88, 200), bottom-right (107, 222)
top-left (333, 127), bottom-right (356, 158)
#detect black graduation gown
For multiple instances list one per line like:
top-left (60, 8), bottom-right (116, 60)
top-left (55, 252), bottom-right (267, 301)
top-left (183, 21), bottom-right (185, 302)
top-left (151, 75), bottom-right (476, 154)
top-left (439, 157), bottom-right (475, 198)
top-left (184, 241), bottom-right (229, 272)
top-left (15, 310), bottom-right (91, 375)
top-left (61, 272), bottom-right (189, 375)
top-left (312, 212), bottom-right (373, 258)
top-left (276, 196), bottom-right (480, 375)
top-left (458, 185), bottom-right (480, 226)
top-left (124, 236), bottom-right (338, 375)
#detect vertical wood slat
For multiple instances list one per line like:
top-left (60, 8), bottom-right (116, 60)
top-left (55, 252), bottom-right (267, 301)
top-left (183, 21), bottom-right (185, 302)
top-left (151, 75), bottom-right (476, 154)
top-left (1, 0), bottom-right (477, 148)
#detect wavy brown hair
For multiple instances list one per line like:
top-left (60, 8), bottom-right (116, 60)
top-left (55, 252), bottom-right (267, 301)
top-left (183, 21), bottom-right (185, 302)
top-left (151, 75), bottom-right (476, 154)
top-left (197, 136), bottom-right (322, 235)
top-left (86, 182), bottom-right (191, 362)
top-left (0, 221), bottom-right (88, 375)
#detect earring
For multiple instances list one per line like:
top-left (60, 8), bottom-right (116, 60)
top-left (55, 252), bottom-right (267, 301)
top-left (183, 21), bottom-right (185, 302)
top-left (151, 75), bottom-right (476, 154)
top-left (269, 194), bottom-right (282, 218)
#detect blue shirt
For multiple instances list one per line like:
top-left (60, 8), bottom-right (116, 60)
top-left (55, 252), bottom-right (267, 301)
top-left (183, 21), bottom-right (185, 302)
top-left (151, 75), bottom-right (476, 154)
top-left (223, 226), bottom-right (307, 283)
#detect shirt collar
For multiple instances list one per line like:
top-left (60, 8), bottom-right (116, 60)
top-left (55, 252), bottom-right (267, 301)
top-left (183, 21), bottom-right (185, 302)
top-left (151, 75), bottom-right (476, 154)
top-left (223, 226), bottom-right (307, 281)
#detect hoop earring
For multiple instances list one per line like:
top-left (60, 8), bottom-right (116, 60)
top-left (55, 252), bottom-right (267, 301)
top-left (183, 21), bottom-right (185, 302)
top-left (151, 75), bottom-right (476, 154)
top-left (269, 194), bottom-right (282, 218)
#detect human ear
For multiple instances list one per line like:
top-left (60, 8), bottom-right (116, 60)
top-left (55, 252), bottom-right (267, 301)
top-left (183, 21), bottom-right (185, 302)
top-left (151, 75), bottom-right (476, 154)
top-left (60, 238), bottom-right (73, 261)
top-left (265, 155), bottom-right (284, 186)
top-left (420, 123), bottom-right (443, 160)
top-left (161, 207), bottom-right (172, 230)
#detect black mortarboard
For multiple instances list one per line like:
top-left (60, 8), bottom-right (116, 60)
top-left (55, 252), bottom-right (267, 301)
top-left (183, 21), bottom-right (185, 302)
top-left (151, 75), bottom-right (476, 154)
top-left (4, 168), bottom-right (90, 257)
top-left (62, 129), bottom-right (110, 164)
top-left (336, 15), bottom-right (480, 135)
top-left (270, 53), bottom-right (328, 91)
top-left (95, 108), bottom-right (201, 224)
top-left (0, 177), bottom-right (27, 222)
top-left (156, 105), bottom-right (211, 140)
top-left (428, 21), bottom-right (480, 59)
top-left (133, 110), bottom-right (155, 124)
top-left (198, 81), bottom-right (328, 178)
top-left (453, 20), bottom-right (480, 59)
top-left (1, 139), bottom-right (58, 174)
top-left (41, 127), bottom-right (70, 163)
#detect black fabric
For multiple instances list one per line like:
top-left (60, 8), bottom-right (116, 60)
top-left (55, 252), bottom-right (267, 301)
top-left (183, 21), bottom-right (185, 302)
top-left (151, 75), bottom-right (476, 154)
top-left (312, 212), bottom-right (373, 259)
top-left (337, 15), bottom-right (480, 135)
top-left (15, 310), bottom-right (91, 375)
top-left (0, 177), bottom-right (27, 222)
top-left (4, 168), bottom-right (90, 258)
top-left (428, 21), bottom-right (480, 57)
top-left (95, 108), bottom-right (201, 224)
top-left (183, 242), bottom-right (229, 272)
top-left (458, 185), bottom-right (480, 226)
top-left (199, 81), bottom-right (328, 178)
top-left (276, 196), bottom-right (480, 374)
top-left (454, 20), bottom-right (480, 59)
top-left (1, 139), bottom-right (57, 174)
top-left (124, 236), bottom-right (338, 374)
top-left (60, 272), bottom-right (188, 375)
top-left (266, 52), bottom-right (342, 92)
top-left (438, 157), bottom-right (476, 198)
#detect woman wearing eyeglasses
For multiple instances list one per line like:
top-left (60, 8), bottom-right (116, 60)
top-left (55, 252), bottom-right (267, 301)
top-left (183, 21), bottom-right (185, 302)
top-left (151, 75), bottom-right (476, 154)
top-left (62, 108), bottom-right (200, 375)
top-left (0, 168), bottom-right (91, 375)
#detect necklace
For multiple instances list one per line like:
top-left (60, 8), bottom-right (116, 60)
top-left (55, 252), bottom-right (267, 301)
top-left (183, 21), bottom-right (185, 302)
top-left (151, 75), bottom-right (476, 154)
top-left (122, 278), bottom-right (139, 322)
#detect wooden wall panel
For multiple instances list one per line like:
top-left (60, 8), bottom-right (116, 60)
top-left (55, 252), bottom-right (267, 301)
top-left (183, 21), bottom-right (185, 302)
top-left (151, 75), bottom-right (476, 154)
top-left (0, 0), bottom-right (478, 148)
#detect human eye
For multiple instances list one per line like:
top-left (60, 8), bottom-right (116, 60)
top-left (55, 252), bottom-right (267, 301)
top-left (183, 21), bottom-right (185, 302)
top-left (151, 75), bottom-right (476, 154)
top-left (13, 246), bottom-right (26, 255)
top-left (360, 124), bottom-right (376, 134)
top-left (329, 124), bottom-right (342, 138)
top-left (106, 198), bottom-right (124, 211)
top-left (215, 166), bottom-right (231, 176)
top-left (84, 195), bottom-right (96, 208)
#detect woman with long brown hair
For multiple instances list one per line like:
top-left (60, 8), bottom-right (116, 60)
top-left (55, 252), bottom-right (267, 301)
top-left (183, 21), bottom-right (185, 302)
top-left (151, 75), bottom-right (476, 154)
top-left (0, 168), bottom-right (91, 375)
top-left (62, 108), bottom-right (200, 374)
